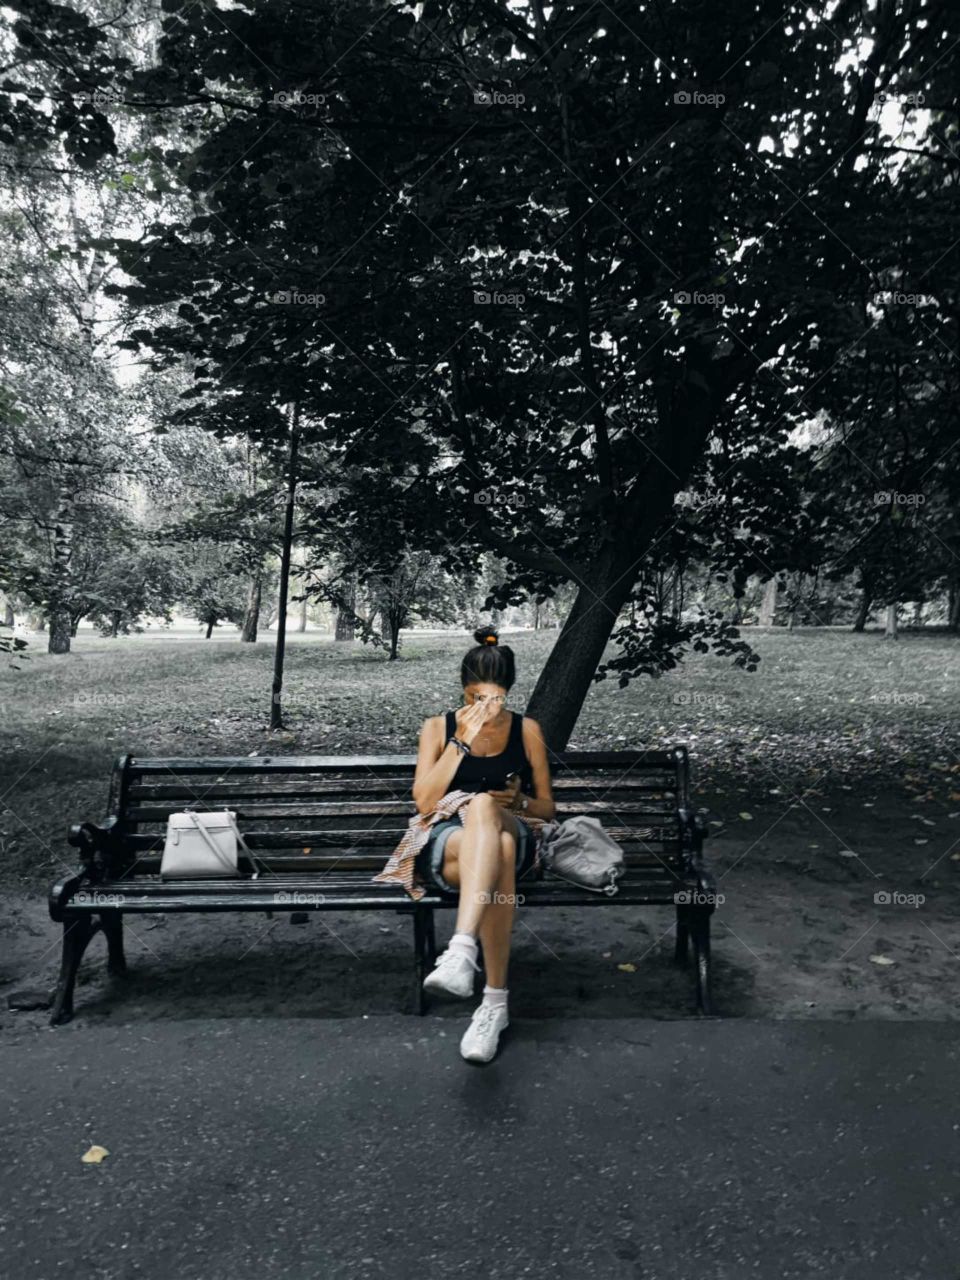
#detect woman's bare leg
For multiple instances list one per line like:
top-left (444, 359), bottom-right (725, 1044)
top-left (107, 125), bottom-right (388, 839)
top-left (439, 794), bottom-right (520, 938)
top-left (476, 831), bottom-right (518, 988)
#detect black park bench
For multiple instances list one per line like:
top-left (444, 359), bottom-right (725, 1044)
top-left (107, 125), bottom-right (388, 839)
top-left (48, 747), bottom-right (718, 1025)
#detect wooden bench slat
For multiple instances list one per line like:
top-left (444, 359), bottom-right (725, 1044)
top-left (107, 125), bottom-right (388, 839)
top-left (125, 800), bottom-right (682, 822)
top-left (126, 776), bottom-right (682, 802)
top-left (70, 882), bottom-right (688, 910)
top-left (128, 751), bottom-right (683, 776)
top-left (117, 826), bottom-right (682, 852)
top-left (110, 847), bottom-right (681, 875)
top-left (90, 864), bottom-right (682, 890)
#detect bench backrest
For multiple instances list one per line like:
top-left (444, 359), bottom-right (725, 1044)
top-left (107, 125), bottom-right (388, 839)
top-left (93, 748), bottom-right (693, 875)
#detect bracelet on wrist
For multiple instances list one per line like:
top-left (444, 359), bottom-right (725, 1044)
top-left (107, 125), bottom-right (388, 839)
top-left (451, 736), bottom-right (471, 756)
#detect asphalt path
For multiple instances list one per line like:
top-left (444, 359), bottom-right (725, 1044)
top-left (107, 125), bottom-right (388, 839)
top-left (2, 1015), bottom-right (957, 1280)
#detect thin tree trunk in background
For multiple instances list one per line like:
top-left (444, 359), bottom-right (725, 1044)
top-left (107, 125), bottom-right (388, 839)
top-left (205, 618), bottom-right (215, 639)
top-left (884, 603), bottom-right (898, 638)
top-left (296, 545), bottom-right (308, 632)
top-left (853, 587), bottom-right (872, 632)
top-left (48, 612), bottom-right (72, 652)
top-left (335, 575), bottom-right (357, 641)
top-left (911, 601), bottom-right (924, 628)
top-left (109, 610), bottom-right (121, 637)
top-left (271, 404), bottom-right (301, 729)
top-left (47, 483), bottom-right (75, 654)
top-left (949, 581), bottom-right (960, 631)
top-left (758, 577), bottom-right (778, 626)
top-left (787, 572), bottom-right (802, 630)
top-left (2, 598), bottom-right (13, 627)
top-left (241, 569), bottom-right (262, 642)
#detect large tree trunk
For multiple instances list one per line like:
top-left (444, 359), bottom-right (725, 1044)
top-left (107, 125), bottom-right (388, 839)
top-left (884, 602), bottom-right (898, 638)
top-left (526, 550), bottom-right (637, 752)
top-left (334, 575), bottom-right (357, 641)
top-left (521, 343), bottom-right (716, 751)
top-left (241, 570), bottom-right (262, 642)
top-left (758, 577), bottom-right (778, 626)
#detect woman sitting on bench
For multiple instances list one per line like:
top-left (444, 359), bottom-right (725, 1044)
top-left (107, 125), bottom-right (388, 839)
top-left (412, 626), bottom-right (555, 1063)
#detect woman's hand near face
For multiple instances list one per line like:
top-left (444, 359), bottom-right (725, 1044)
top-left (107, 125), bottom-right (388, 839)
top-left (454, 698), bottom-right (498, 746)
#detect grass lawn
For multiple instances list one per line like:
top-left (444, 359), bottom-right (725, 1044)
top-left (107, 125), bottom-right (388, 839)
top-left (1, 625), bottom-right (958, 885)
top-left (3, 626), bottom-right (959, 1026)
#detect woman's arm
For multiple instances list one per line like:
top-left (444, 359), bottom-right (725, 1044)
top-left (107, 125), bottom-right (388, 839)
top-left (411, 703), bottom-right (495, 814)
top-left (412, 717), bottom-right (460, 815)
top-left (516, 717), bottom-right (556, 821)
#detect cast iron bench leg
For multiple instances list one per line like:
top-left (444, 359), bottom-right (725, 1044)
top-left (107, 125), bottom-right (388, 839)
top-left (674, 902), bottom-right (690, 966)
top-left (100, 910), bottom-right (127, 976)
top-left (50, 914), bottom-right (97, 1026)
top-left (690, 906), bottom-right (714, 1015)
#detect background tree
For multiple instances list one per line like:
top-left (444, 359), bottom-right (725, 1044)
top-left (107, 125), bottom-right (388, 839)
top-left (3, 0), bottom-right (957, 744)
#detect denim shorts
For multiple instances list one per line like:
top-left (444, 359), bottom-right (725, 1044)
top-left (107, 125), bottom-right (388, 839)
top-left (415, 817), bottom-right (536, 895)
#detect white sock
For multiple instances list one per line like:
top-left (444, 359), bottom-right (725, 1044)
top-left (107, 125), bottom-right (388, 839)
top-left (482, 984), bottom-right (508, 1010)
top-left (449, 932), bottom-right (478, 960)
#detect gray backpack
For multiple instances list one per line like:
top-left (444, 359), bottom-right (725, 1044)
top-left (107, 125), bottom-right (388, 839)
top-left (538, 816), bottom-right (624, 895)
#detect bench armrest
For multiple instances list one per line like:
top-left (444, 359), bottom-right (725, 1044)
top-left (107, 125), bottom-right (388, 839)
top-left (48, 872), bottom-right (89, 921)
top-left (67, 817), bottom-right (128, 878)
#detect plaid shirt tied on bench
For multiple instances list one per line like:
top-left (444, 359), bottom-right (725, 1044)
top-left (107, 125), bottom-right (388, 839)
top-left (372, 788), bottom-right (547, 901)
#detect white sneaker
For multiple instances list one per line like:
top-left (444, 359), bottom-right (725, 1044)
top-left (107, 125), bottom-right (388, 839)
top-left (422, 946), bottom-right (479, 1000)
top-left (460, 1002), bottom-right (509, 1063)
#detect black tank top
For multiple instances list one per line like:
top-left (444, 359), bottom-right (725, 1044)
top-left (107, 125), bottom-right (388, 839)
top-left (444, 710), bottom-right (533, 796)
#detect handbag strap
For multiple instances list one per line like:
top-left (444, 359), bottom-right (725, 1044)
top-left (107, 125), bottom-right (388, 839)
top-left (182, 811), bottom-right (268, 880)
top-left (227, 814), bottom-right (268, 880)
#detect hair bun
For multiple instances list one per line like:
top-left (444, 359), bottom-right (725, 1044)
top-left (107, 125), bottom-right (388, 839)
top-left (473, 626), bottom-right (499, 647)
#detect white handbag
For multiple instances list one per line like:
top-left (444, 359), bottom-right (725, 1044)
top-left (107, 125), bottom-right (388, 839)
top-left (161, 810), bottom-right (259, 880)
top-left (538, 815), bottom-right (625, 895)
